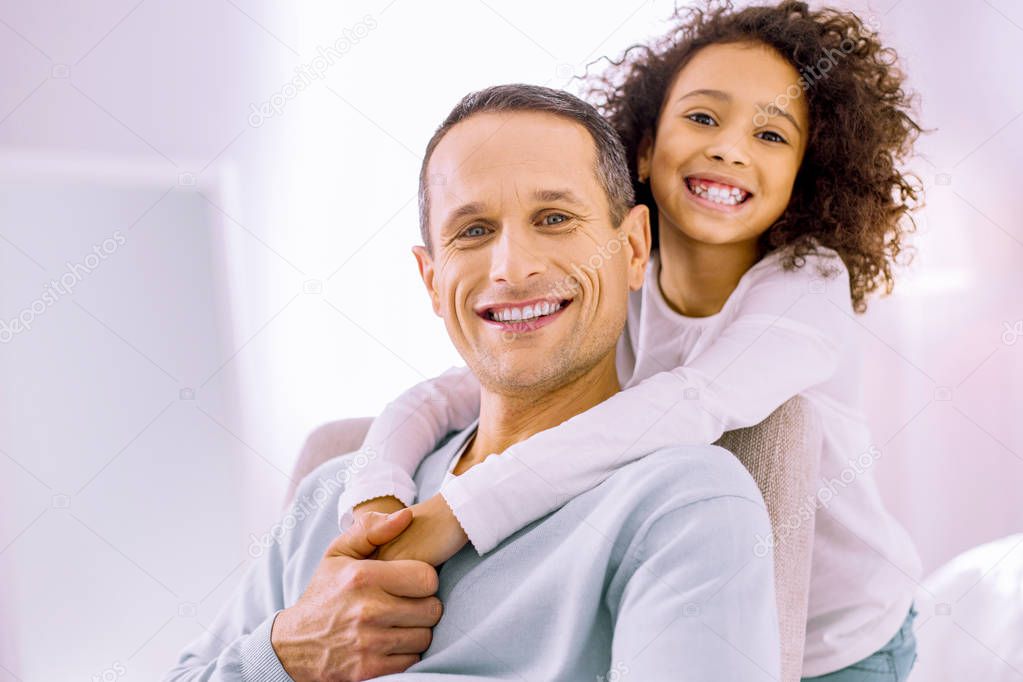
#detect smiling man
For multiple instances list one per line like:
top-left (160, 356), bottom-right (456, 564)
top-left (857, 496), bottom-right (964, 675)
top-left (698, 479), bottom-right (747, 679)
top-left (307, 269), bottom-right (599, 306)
top-left (167, 84), bottom-right (779, 681)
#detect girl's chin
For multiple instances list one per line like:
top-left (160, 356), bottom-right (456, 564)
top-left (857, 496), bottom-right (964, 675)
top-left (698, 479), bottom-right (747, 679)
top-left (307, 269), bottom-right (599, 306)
top-left (660, 214), bottom-right (764, 248)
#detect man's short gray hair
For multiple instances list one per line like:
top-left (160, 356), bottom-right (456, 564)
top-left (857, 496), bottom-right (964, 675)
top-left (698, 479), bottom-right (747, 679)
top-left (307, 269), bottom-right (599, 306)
top-left (418, 84), bottom-right (635, 249)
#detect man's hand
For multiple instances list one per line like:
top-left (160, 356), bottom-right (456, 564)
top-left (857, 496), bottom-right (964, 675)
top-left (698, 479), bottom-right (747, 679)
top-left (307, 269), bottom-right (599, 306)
top-left (373, 493), bottom-right (469, 566)
top-left (271, 509), bottom-right (443, 682)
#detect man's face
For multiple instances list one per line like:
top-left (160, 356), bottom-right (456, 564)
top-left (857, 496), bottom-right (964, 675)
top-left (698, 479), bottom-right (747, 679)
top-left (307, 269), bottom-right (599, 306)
top-left (414, 111), bottom-right (649, 395)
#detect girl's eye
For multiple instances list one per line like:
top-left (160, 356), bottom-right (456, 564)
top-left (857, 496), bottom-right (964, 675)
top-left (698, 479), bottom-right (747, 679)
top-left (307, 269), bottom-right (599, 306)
top-left (757, 130), bottom-right (787, 144)
top-left (461, 225), bottom-right (489, 238)
top-left (542, 213), bottom-right (570, 226)
top-left (686, 112), bottom-right (716, 126)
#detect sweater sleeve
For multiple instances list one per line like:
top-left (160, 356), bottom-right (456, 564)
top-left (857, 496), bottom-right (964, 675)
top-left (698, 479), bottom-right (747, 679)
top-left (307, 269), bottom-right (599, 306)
top-left (608, 496), bottom-right (780, 680)
top-left (336, 365), bottom-right (481, 531)
top-left (440, 253), bottom-right (850, 554)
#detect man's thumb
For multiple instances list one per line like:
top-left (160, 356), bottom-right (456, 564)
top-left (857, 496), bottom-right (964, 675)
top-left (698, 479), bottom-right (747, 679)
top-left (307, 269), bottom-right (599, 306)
top-left (364, 508), bottom-right (414, 545)
top-left (328, 508), bottom-right (412, 559)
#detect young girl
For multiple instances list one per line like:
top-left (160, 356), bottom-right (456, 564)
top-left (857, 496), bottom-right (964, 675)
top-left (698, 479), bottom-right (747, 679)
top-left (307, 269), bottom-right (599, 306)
top-left (336, 2), bottom-right (924, 679)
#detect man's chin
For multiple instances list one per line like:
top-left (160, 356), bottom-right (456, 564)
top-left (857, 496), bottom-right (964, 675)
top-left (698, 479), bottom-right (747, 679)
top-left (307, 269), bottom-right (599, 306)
top-left (472, 355), bottom-right (571, 396)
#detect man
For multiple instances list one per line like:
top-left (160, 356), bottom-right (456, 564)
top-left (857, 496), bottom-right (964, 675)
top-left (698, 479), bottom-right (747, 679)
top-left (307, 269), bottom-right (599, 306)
top-left (166, 84), bottom-right (779, 681)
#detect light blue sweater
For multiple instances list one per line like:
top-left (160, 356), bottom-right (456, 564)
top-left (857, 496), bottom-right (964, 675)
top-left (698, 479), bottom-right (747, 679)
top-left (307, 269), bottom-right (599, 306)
top-left (166, 424), bottom-right (779, 681)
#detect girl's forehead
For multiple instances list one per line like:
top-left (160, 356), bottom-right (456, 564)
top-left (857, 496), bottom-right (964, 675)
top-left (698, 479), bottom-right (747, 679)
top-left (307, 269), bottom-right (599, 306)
top-left (677, 43), bottom-right (798, 88)
top-left (667, 42), bottom-right (808, 118)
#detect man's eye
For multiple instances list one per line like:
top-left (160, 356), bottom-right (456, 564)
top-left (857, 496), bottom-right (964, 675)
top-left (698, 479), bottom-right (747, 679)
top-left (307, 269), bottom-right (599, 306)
top-left (541, 213), bottom-right (570, 226)
top-left (461, 225), bottom-right (488, 238)
top-left (686, 113), bottom-right (716, 126)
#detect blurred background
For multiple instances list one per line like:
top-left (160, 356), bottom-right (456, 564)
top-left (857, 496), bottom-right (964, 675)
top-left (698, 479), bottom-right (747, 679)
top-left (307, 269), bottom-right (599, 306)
top-left (0, 0), bottom-right (1019, 679)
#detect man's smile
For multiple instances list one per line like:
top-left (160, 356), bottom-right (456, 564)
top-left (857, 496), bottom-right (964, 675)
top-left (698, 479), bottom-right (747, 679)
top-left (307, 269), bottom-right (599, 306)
top-left (475, 297), bottom-right (574, 334)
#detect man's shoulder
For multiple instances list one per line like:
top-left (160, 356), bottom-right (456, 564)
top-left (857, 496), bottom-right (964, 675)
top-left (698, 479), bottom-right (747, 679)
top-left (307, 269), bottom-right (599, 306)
top-left (600, 444), bottom-right (766, 513)
top-left (292, 452), bottom-right (369, 515)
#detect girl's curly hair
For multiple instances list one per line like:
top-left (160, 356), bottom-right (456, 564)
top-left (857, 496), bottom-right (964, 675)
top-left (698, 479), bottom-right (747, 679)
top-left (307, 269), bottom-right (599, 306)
top-left (584, 0), bottom-right (925, 312)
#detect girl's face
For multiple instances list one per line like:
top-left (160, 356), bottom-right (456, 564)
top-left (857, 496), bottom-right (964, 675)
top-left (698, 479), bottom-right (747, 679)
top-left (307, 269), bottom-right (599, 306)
top-left (638, 41), bottom-right (809, 250)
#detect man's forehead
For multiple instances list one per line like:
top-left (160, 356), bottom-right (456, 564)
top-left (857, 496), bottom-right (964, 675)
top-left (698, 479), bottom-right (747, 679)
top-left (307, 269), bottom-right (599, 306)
top-left (427, 111), bottom-right (602, 211)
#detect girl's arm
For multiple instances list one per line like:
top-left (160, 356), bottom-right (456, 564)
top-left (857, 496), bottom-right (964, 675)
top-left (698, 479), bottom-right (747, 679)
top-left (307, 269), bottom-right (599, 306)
top-left (336, 365), bottom-right (480, 530)
top-left (442, 253), bottom-right (852, 554)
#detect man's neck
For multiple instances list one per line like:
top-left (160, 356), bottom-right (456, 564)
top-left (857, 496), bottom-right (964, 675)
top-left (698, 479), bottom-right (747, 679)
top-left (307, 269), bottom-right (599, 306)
top-left (656, 217), bottom-right (760, 318)
top-left (452, 355), bottom-right (620, 475)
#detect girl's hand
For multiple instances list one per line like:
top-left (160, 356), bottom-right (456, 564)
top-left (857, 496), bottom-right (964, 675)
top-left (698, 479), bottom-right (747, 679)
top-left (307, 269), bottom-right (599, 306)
top-left (353, 495), bottom-right (406, 518)
top-left (373, 493), bottom-right (469, 567)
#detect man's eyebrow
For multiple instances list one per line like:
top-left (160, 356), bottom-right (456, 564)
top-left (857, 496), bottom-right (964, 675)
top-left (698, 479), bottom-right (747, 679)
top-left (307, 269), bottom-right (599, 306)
top-left (533, 188), bottom-right (587, 207)
top-left (440, 201), bottom-right (488, 233)
top-left (677, 88), bottom-right (803, 135)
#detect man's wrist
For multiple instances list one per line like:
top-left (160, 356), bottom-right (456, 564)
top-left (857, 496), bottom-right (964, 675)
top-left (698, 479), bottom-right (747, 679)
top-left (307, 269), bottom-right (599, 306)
top-left (242, 609), bottom-right (295, 682)
top-left (268, 608), bottom-right (294, 674)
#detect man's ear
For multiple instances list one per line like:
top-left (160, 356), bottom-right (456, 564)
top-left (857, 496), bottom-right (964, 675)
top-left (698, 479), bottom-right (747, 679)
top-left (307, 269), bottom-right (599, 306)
top-left (636, 132), bottom-right (654, 183)
top-left (412, 245), bottom-right (442, 316)
top-left (621, 204), bottom-right (651, 291)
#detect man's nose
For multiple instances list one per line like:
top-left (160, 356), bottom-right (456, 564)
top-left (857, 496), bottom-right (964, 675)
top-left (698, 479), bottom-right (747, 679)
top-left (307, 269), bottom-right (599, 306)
top-left (488, 226), bottom-right (547, 285)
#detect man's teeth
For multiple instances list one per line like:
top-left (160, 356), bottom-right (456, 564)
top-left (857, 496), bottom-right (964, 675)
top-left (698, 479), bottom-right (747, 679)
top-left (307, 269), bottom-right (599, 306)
top-left (688, 180), bottom-right (748, 206)
top-left (492, 301), bottom-right (562, 322)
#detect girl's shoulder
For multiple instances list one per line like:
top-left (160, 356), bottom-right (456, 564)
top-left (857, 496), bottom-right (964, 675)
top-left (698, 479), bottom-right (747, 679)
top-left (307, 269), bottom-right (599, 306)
top-left (734, 243), bottom-right (854, 317)
top-left (751, 242), bottom-right (847, 281)
top-left (744, 243), bottom-right (849, 293)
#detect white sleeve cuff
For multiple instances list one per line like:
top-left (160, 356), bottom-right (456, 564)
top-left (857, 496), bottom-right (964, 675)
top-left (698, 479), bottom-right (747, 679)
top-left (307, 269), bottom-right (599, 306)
top-left (440, 476), bottom-right (506, 556)
top-left (336, 466), bottom-right (418, 532)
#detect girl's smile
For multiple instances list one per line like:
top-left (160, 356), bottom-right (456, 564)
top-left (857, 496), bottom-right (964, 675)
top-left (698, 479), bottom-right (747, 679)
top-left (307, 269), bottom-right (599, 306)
top-left (683, 174), bottom-right (754, 213)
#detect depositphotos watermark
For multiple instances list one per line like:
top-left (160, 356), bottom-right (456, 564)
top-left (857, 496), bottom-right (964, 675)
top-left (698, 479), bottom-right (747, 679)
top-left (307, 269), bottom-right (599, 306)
top-left (248, 15), bottom-right (378, 127)
top-left (248, 446), bottom-right (378, 558)
top-left (597, 662), bottom-right (630, 682)
top-left (752, 444), bottom-right (883, 558)
top-left (90, 660), bottom-right (126, 682)
top-left (1002, 320), bottom-right (1022, 346)
top-left (752, 29), bottom-right (871, 128)
top-left (0, 230), bottom-right (127, 343)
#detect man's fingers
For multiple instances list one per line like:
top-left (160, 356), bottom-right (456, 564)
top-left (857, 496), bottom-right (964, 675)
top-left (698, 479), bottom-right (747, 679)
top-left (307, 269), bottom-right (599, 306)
top-left (383, 626), bottom-right (434, 655)
top-left (364, 508), bottom-right (414, 546)
top-left (371, 559), bottom-right (440, 599)
top-left (373, 594), bottom-right (444, 628)
top-left (327, 509), bottom-right (413, 559)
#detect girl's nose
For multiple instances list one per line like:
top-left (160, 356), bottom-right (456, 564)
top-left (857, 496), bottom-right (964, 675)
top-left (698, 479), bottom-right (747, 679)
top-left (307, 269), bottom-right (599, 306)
top-left (704, 133), bottom-right (751, 167)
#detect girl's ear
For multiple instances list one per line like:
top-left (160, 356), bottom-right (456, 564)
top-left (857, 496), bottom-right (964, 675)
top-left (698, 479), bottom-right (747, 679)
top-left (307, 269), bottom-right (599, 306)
top-left (636, 132), bottom-right (654, 183)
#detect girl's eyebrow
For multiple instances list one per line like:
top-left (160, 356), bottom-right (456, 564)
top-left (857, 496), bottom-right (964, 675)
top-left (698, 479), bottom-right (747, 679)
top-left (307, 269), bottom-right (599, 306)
top-left (677, 88), bottom-right (803, 135)
top-left (677, 88), bottom-right (731, 104)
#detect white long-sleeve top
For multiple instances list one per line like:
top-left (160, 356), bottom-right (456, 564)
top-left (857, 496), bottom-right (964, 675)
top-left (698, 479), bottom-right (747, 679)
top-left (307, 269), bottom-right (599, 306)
top-left (336, 246), bottom-right (921, 676)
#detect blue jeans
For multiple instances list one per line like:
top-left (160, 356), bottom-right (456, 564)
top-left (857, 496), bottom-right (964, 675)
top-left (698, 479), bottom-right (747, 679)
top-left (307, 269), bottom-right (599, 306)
top-left (801, 605), bottom-right (918, 681)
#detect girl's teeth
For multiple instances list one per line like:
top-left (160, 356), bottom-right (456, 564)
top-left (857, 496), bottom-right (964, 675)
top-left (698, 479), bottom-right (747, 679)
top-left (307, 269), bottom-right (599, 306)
top-left (690, 180), bottom-right (746, 206)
